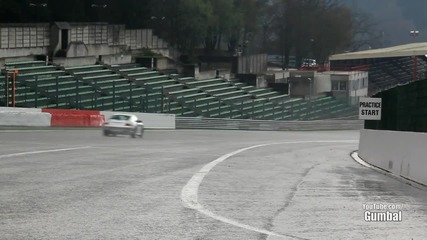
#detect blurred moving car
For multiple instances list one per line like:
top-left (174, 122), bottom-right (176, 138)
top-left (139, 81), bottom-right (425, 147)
top-left (102, 114), bottom-right (144, 138)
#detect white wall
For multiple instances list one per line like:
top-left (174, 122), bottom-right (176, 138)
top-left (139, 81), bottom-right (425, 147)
top-left (315, 73), bottom-right (331, 93)
top-left (0, 108), bottom-right (51, 127)
top-left (0, 107), bottom-right (41, 112)
top-left (101, 111), bottom-right (175, 129)
top-left (359, 129), bottom-right (427, 186)
top-left (271, 71), bottom-right (289, 81)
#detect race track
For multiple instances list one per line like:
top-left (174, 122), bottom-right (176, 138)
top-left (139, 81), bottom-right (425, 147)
top-left (0, 129), bottom-right (426, 240)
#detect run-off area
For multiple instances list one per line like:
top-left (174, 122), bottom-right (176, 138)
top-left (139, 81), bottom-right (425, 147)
top-left (0, 129), bottom-right (425, 240)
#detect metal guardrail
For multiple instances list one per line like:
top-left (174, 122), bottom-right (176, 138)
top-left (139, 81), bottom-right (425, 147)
top-left (176, 117), bottom-right (363, 131)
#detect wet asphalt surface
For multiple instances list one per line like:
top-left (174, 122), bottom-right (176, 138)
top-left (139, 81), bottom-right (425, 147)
top-left (0, 129), bottom-right (426, 240)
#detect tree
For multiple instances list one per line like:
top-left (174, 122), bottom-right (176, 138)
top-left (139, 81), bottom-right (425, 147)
top-left (226, 7), bottom-right (244, 54)
top-left (174, 0), bottom-right (212, 53)
top-left (350, 10), bottom-right (385, 51)
top-left (270, 0), bottom-right (353, 67)
top-left (203, 0), bottom-right (233, 54)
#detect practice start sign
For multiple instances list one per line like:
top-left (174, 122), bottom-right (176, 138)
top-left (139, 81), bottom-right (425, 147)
top-left (359, 97), bottom-right (382, 120)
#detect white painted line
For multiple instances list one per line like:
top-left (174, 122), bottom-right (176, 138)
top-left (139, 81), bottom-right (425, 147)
top-left (0, 130), bottom-right (57, 133)
top-left (0, 146), bottom-right (92, 159)
top-left (350, 151), bottom-right (373, 168)
top-left (181, 140), bottom-right (358, 239)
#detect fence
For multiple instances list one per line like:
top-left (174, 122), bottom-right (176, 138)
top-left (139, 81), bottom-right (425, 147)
top-left (365, 78), bottom-right (427, 132)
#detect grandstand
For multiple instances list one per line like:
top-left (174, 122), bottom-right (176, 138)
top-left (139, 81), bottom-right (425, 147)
top-left (0, 61), bottom-right (357, 120)
top-left (330, 42), bottom-right (427, 95)
top-left (0, 21), bottom-right (360, 121)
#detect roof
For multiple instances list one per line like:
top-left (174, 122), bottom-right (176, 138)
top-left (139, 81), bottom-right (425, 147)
top-left (54, 22), bottom-right (71, 30)
top-left (330, 42), bottom-right (427, 61)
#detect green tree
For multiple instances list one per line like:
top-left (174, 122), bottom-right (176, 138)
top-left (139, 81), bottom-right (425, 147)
top-left (271, 0), bottom-right (353, 66)
top-left (350, 9), bottom-right (385, 51)
top-left (174, 0), bottom-right (212, 53)
top-left (204, 0), bottom-right (233, 54)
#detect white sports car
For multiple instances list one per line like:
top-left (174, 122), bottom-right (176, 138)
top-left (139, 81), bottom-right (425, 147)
top-left (102, 114), bottom-right (144, 138)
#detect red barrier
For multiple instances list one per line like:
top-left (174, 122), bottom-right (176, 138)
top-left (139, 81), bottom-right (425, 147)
top-left (42, 109), bottom-right (101, 115)
top-left (42, 109), bottom-right (105, 127)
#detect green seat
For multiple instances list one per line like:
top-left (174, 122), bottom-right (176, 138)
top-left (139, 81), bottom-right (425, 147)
top-left (186, 78), bottom-right (224, 87)
top-left (8, 65), bottom-right (57, 74)
top-left (169, 88), bottom-right (200, 95)
top-left (82, 74), bottom-right (121, 81)
top-left (222, 94), bottom-right (251, 102)
top-left (178, 92), bottom-right (209, 100)
top-left (5, 61), bottom-right (46, 68)
top-left (65, 65), bottom-right (106, 72)
top-left (247, 89), bottom-right (269, 95)
top-left (17, 70), bottom-right (65, 78)
top-left (178, 77), bottom-right (196, 82)
top-left (204, 86), bottom-right (236, 94)
top-left (268, 95), bottom-right (289, 102)
top-left (213, 90), bottom-right (245, 98)
top-left (119, 67), bottom-right (149, 74)
top-left (128, 71), bottom-right (158, 78)
top-left (74, 69), bottom-right (113, 76)
top-left (255, 92), bottom-right (279, 98)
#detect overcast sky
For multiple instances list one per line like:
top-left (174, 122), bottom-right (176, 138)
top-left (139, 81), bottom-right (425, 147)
top-left (344, 0), bottom-right (427, 46)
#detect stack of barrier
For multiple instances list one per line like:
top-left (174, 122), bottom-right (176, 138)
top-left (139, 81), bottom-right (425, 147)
top-left (42, 108), bottom-right (105, 127)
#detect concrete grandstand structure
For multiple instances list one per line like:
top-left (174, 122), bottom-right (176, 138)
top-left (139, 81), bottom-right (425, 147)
top-left (0, 22), bottom-right (172, 67)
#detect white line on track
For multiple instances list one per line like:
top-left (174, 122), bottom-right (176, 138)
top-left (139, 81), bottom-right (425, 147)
top-left (181, 140), bottom-right (358, 239)
top-left (0, 146), bottom-right (92, 159)
top-left (0, 130), bottom-right (58, 133)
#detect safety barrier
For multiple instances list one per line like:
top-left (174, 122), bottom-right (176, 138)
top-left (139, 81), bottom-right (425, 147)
top-left (176, 117), bottom-right (363, 131)
top-left (359, 129), bottom-right (427, 186)
top-left (42, 109), bottom-right (105, 127)
top-left (0, 111), bottom-right (51, 127)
